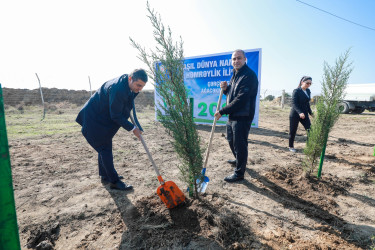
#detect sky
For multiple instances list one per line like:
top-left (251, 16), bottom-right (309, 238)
top-left (1, 0), bottom-right (374, 96)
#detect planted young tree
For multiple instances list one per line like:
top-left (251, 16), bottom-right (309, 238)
top-left (130, 3), bottom-right (204, 198)
top-left (303, 49), bottom-right (353, 177)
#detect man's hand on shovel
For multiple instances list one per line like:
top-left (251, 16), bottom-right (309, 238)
top-left (133, 127), bottom-right (142, 139)
top-left (213, 81), bottom-right (226, 121)
top-left (214, 111), bottom-right (222, 120)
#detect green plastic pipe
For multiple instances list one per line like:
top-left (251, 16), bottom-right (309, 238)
top-left (317, 133), bottom-right (328, 179)
top-left (188, 97), bottom-right (195, 197)
top-left (0, 84), bottom-right (21, 250)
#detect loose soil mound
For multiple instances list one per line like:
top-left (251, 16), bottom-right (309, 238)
top-left (26, 222), bottom-right (60, 250)
top-left (120, 194), bottom-right (255, 249)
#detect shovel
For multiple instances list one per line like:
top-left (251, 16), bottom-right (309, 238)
top-left (130, 114), bottom-right (186, 209)
top-left (198, 89), bottom-right (224, 193)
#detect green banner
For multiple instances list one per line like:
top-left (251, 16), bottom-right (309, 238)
top-left (0, 84), bottom-right (21, 249)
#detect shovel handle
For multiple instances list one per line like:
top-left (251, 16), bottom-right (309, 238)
top-left (129, 114), bottom-right (164, 184)
top-left (203, 89), bottom-right (223, 169)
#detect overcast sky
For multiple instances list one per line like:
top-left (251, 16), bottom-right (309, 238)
top-left (1, 0), bottom-right (374, 95)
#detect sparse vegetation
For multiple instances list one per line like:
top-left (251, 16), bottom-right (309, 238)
top-left (5, 105), bottom-right (80, 139)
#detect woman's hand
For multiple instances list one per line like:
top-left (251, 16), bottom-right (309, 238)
top-left (299, 113), bottom-right (305, 119)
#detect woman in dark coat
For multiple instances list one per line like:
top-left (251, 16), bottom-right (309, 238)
top-left (289, 76), bottom-right (313, 152)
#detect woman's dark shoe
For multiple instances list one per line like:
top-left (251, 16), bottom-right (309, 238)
top-left (224, 174), bottom-right (244, 183)
top-left (110, 180), bottom-right (133, 191)
top-left (289, 147), bottom-right (297, 153)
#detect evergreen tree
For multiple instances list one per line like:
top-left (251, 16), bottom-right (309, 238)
top-left (303, 49), bottom-right (353, 176)
top-left (130, 2), bottom-right (204, 198)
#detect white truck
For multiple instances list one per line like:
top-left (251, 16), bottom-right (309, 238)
top-left (338, 83), bottom-right (375, 114)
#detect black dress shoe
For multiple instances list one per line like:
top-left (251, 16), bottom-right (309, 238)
top-left (101, 175), bottom-right (124, 184)
top-left (227, 159), bottom-right (236, 165)
top-left (110, 180), bottom-right (133, 191)
top-left (224, 174), bottom-right (244, 183)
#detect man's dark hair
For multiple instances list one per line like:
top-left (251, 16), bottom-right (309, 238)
top-left (130, 69), bottom-right (148, 83)
top-left (233, 49), bottom-right (246, 58)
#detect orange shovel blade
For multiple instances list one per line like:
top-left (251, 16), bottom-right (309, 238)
top-left (156, 181), bottom-right (186, 209)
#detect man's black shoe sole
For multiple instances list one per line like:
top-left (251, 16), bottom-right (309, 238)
top-left (101, 176), bottom-right (124, 184)
top-left (224, 177), bottom-right (244, 183)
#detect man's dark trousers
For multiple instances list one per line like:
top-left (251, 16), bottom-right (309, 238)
top-left (226, 120), bottom-right (251, 177)
top-left (94, 141), bottom-right (120, 183)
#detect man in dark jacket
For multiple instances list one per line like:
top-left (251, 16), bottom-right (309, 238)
top-left (214, 50), bottom-right (259, 182)
top-left (76, 69), bottom-right (147, 190)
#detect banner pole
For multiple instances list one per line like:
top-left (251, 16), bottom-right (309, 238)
top-left (0, 84), bottom-right (21, 250)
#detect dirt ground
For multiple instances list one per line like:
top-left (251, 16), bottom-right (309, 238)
top-left (6, 101), bottom-right (375, 249)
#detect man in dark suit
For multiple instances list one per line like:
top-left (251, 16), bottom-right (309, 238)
top-left (214, 49), bottom-right (259, 182)
top-left (76, 69), bottom-right (147, 190)
top-left (288, 76), bottom-right (313, 152)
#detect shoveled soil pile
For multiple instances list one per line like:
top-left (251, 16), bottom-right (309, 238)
top-left (119, 194), bottom-right (255, 249)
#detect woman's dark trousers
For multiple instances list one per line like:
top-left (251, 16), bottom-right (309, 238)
top-left (289, 114), bottom-right (311, 148)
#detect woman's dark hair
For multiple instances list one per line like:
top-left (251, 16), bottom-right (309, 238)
top-left (130, 69), bottom-right (148, 83)
top-left (298, 76), bottom-right (312, 88)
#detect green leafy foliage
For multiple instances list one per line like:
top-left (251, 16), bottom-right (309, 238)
top-left (130, 2), bottom-right (204, 198)
top-left (303, 49), bottom-right (353, 175)
top-left (264, 95), bottom-right (275, 101)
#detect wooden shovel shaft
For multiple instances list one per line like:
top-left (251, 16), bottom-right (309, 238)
top-left (203, 89), bottom-right (224, 169)
top-left (129, 114), bottom-right (163, 184)
top-left (130, 115), bottom-right (186, 209)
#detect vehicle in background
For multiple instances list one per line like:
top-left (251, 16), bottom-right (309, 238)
top-left (338, 83), bottom-right (375, 114)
